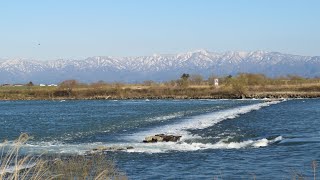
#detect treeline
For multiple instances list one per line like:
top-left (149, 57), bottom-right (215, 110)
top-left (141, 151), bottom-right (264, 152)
top-left (58, 73), bottom-right (320, 88)
top-left (1, 73), bottom-right (320, 100)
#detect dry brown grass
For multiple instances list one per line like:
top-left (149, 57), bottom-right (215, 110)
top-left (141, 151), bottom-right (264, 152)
top-left (1, 74), bottom-right (320, 100)
top-left (0, 133), bottom-right (51, 180)
top-left (0, 134), bottom-right (126, 180)
top-left (47, 154), bottom-right (126, 180)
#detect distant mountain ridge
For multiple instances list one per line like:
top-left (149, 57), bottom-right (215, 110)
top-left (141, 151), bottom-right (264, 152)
top-left (1, 50), bottom-right (320, 83)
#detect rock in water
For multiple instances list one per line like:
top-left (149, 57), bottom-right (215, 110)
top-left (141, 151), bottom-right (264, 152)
top-left (85, 146), bottom-right (134, 155)
top-left (143, 134), bottom-right (182, 143)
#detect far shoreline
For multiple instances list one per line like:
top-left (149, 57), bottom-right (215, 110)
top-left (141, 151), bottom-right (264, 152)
top-left (1, 92), bottom-right (320, 101)
top-left (1, 73), bottom-right (320, 101)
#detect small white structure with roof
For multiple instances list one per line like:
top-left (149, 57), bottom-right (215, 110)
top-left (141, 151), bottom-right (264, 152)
top-left (214, 78), bottom-right (219, 87)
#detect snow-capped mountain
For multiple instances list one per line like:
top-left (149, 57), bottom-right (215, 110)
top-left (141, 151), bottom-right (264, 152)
top-left (1, 50), bottom-right (320, 83)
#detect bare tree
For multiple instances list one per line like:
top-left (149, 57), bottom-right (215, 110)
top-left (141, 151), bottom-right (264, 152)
top-left (189, 74), bottom-right (203, 85)
top-left (59, 79), bottom-right (79, 96)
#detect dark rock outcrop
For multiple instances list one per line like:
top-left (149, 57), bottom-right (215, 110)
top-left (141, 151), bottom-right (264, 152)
top-left (85, 146), bottom-right (134, 155)
top-left (143, 134), bottom-right (182, 143)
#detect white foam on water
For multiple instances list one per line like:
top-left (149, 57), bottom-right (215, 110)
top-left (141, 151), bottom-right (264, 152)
top-left (21, 142), bottom-right (105, 155)
top-left (127, 100), bottom-right (282, 142)
top-left (145, 112), bottom-right (185, 122)
top-left (0, 163), bottom-right (36, 175)
top-left (19, 136), bottom-right (283, 154)
top-left (16, 100), bottom-right (284, 154)
top-left (108, 136), bottom-right (283, 153)
top-left (211, 136), bottom-right (283, 149)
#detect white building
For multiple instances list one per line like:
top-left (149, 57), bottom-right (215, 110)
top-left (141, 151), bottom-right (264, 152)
top-left (39, 84), bottom-right (46, 87)
top-left (13, 84), bottom-right (23, 87)
top-left (48, 84), bottom-right (58, 87)
top-left (214, 78), bottom-right (219, 87)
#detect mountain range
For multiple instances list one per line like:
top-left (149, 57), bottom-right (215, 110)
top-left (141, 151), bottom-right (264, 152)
top-left (1, 50), bottom-right (320, 84)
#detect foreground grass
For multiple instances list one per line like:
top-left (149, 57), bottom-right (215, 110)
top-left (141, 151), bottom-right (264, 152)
top-left (0, 134), bottom-right (126, 180)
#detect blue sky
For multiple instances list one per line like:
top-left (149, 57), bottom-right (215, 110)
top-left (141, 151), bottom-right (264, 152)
top-left (0, 0), bottom-right (319, 60)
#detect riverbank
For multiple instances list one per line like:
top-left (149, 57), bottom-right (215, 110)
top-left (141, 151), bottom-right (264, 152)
top-left (0, 84), bottom-right (320, 100)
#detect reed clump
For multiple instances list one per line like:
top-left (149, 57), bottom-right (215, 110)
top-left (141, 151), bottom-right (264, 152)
top-left (0, 133), bottom-right (50, 180)
top-left (0, 134), bottom-right (126, 180)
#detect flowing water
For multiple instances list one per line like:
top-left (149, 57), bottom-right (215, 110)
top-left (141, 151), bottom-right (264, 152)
top-left (1, 99), bottom-right (320, 179)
